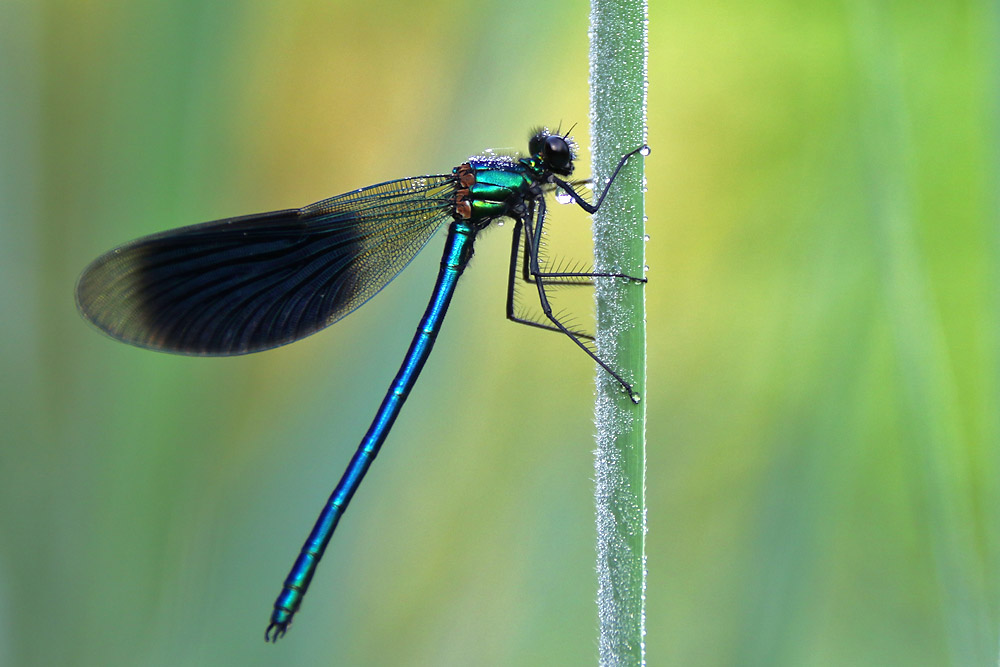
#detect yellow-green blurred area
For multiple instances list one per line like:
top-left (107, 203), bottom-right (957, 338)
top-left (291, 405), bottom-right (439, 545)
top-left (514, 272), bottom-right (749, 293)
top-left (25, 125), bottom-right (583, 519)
top-left (1, 0), bottom-right (997, 665)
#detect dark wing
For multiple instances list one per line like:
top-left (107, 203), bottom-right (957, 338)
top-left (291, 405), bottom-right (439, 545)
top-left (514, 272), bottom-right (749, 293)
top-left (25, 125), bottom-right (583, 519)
top-left (76, 175), bottom-right (455, 355)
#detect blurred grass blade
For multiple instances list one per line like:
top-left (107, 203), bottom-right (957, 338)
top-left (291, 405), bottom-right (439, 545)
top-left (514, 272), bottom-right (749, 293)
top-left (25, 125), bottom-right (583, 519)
top-left (850, 1), bottom-right (996, 663)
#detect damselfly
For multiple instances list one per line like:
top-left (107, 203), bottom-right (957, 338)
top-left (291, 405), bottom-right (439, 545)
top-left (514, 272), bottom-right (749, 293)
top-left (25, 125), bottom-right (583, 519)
top-left (76, 128), bottom-right (648, 640)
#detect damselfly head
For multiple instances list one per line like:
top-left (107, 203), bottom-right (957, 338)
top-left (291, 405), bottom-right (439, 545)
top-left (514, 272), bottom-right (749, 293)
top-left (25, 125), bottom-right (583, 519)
top-left (528, 128), bottom-right (576, 176)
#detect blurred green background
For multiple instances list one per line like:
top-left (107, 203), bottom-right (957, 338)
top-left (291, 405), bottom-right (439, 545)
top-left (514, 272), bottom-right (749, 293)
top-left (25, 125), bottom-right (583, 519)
top-left (1, 1), bottom-right (997, 665)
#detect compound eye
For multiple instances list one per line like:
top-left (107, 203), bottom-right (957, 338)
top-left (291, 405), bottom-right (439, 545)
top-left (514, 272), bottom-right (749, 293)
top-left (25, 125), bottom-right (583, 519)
top-left (529, 133), bottom-right (545, 157)
top-left (543, 135), bottom-right (572, 170)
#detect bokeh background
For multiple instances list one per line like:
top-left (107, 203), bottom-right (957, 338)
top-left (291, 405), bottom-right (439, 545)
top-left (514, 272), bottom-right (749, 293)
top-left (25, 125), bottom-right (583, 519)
top-left (2, 1), bottom-right (997, 665)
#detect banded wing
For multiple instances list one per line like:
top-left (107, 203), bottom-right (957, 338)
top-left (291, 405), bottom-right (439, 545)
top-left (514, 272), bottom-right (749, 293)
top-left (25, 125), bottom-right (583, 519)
top-left (76, 175), bottom-right (455, 355)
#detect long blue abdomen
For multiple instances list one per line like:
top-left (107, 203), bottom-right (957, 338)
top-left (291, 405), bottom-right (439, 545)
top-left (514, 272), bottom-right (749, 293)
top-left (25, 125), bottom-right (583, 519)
top-left (267, 219), bottom-right (478, 638)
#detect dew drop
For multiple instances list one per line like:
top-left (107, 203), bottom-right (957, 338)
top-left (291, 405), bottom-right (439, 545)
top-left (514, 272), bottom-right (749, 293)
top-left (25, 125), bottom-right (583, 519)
top-left (639, 145), bottom-right (651, 156)
top-left (555, 191), bottom-right (573, 204)
top-left (643, 234), bottom-right (650, 242)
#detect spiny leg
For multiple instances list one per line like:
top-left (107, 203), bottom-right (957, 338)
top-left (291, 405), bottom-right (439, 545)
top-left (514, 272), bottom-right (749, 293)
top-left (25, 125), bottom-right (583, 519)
top-left (522, 197), bottom-right (640, 402)
top-left (527, 218), bottom-right (646, 282)
top-left (506, 209), bottom-right (592, 339)
top-left (552, 144), bottom-right (649, 214)
top-left (517, 191), bottom-right (648, 284)
top-left (505, 216), bottom-right (554, 334)
top-left (518, 219), bottom-right (637, 285)
top-left (526, 145), bottom-right (649, 284)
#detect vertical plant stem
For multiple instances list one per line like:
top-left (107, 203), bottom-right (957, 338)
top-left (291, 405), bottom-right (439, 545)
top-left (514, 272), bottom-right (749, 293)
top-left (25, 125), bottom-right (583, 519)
top-left (590, 0), bottom-right (648, 665)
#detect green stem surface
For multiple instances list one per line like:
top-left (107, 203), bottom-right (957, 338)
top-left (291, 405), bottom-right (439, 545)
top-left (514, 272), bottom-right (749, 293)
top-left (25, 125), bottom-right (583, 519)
top-left (589, 0), bottom-right (648, 665)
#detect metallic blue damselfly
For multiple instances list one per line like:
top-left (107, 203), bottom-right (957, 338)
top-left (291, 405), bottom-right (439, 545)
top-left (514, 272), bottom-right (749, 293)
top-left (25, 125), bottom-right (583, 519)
top-left (76, 129), bottom-right (648, 640)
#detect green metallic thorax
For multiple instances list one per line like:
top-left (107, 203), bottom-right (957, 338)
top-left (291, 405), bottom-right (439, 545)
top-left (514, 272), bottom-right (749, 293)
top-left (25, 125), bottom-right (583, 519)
top-left (453, 159), bottom-right (542, 224)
